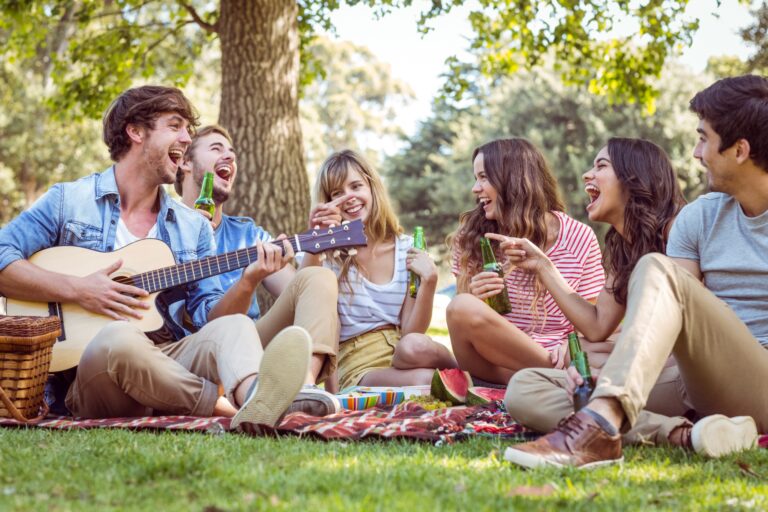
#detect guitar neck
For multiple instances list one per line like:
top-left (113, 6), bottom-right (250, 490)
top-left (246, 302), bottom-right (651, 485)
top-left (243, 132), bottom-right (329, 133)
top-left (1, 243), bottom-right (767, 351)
top-left (121, 237), bottom-right (298, 294)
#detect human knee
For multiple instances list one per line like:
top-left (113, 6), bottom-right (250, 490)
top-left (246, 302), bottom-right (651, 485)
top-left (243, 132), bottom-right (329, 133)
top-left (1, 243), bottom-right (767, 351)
top-left (205, 314), bottom-right (258, 347)
top-left (504, 370), bottom-right (550, 427)
top-left (296, 266), bottom-right (338, 293)
top-left (395, 334), bottom-right (436, 363)
top-left (446, 293), bottom-right (487, 327)
top-left (85, 322), bottom-right (150, 368)
top-left (631, 253), bottom-right (674, 282)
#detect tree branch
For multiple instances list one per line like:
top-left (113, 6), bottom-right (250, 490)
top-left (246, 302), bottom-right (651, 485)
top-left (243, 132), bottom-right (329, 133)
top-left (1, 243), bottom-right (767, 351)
top-left (178, 1), bottom-right (218, 34)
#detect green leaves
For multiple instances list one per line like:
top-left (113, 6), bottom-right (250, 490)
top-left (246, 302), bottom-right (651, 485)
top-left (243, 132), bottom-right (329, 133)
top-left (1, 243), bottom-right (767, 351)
top-left (435, 0), bottom-right (703, 111)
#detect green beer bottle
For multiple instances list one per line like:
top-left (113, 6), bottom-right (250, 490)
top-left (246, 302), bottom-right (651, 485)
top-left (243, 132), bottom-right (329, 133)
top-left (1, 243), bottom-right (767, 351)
top-left (409, 226), bottom-right (425, 298)
top-left (194, 171), bottom-right (216, 217)
top-left (567, 331), bottom-right (595, 412)
top-left (480, 237), bottom-right (512, 315)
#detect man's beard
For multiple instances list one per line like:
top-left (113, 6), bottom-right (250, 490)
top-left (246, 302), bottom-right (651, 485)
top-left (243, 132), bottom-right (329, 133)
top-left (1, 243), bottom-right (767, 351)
top-left (144, 145), bottom-right (175, 184)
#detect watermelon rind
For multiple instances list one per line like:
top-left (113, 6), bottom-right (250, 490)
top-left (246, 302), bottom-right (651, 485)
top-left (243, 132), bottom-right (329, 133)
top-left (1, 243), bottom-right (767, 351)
top-left (430, 368), bottom-right (473, 405)
top-left (465, 386), bottom-right (506, 406)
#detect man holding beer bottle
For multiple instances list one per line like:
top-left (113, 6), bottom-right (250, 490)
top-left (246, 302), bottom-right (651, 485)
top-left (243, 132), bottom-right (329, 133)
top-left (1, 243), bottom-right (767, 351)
top-left (175, 125), bottom-right (342, 413)
top-left (0, 86), bottom-right (312, 432)
top-left (504, 75), bottom-right (768, 469)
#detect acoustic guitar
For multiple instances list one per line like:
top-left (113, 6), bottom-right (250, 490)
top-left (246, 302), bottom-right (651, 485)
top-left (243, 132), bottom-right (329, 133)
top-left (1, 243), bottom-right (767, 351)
top-left (6, 220), bottom-right (366, 372)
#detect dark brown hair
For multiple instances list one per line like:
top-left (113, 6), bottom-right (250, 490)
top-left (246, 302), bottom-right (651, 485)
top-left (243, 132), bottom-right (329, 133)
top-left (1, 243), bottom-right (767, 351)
top-left (450, 138), bottom-right (565, 305)
top-left (103, 85), bottom-right (199, 162)
top-left (689, 75), bottom-right (768, 170)
top-left (603, 138), bottom-right (686, 304)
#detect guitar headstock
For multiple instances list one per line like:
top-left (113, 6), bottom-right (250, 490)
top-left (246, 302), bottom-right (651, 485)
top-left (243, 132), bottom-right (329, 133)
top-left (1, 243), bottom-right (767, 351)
top-left (297, 219), bottom-right (368, 255)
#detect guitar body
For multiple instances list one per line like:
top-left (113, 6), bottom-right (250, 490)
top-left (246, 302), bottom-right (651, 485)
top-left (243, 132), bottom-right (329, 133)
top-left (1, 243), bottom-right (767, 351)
top-left (5, 220), bottom-right (367, 373)
top-left (6, 239), bottom-right (174, 372)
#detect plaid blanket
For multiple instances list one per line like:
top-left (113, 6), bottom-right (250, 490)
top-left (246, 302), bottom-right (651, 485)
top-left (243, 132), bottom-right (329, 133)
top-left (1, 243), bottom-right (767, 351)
top-left (0, 401), bottom-right (532, 443)
top-left (2, 402), bottom-right (766, 448)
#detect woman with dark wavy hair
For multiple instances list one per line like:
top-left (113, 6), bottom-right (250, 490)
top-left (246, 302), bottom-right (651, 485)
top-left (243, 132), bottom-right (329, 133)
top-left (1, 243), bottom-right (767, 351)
top-left (502, 138), bottom-right (690, 442)
top-left (447, 138), bottom-right (605, 385)
top-left (495, 137), bottom-right (685, 343)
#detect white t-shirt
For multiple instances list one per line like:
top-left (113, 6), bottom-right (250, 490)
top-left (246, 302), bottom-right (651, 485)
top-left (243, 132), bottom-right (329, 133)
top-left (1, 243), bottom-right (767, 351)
top-left (667, 192), bottom-right (768, 347)
top-left (114, 218), bottom-right (158, 249)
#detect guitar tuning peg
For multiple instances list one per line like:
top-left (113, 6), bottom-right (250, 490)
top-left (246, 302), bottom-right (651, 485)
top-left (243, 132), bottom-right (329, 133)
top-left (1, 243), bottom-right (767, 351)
top-left (333, 249), bottom-right (341, 258)
top-left (347, 248), bottom-right (358, 256)
top-left (318, 252), bottom-right (327, 262)
top-left (313, 225), bottom-right (321, 230)
top-left (341, 220), bottom-right (350, 225)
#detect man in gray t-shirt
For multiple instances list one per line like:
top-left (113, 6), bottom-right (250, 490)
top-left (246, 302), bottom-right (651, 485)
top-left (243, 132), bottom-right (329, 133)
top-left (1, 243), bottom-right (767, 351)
top-left (505, 75), bottom-right (768, 469)
top-left (668, 192), bottom-right (768, 347)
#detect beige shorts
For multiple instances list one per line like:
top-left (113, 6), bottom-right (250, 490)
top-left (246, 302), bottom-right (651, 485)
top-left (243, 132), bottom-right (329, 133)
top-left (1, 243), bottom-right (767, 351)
top-left (338, 327), bottom-right (400, 390)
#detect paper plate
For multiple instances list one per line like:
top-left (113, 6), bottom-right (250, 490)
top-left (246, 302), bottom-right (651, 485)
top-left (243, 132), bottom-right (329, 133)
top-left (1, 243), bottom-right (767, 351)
top-left (355, 387), bottom-right (406, 406)
top-left (336, 392), bottom-right (380, 411)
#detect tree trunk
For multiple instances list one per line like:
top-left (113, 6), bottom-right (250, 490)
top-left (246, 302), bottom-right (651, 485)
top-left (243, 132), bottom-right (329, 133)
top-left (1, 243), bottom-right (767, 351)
top-left (217, 0), bottom-right (309, 237)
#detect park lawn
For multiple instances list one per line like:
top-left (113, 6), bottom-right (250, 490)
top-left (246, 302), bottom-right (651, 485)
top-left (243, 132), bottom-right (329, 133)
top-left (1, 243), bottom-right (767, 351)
top-left (0, 429), bottom-right (767, 511)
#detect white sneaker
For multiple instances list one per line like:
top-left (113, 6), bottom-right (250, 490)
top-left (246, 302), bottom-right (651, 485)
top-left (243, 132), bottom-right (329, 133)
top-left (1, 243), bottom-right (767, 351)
top-left (285, 385), bottom-right (341, 417)
top-left (230, 326), bottom-right (311, 434)
top-left (691, 414), bottom-right (758, 457)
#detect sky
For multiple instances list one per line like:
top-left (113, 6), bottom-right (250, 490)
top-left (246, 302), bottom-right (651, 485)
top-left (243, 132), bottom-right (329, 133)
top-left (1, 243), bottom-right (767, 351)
top-left (324, 0), bottom-right (758, 141)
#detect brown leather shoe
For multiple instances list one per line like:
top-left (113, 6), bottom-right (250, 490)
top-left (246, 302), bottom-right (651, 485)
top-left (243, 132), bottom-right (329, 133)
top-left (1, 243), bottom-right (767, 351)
top-left (504, 410), bottom-right (623, 469)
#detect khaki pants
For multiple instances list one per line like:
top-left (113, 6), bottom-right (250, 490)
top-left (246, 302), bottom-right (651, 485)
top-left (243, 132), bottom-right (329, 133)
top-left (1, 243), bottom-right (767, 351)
top-left (66, 314), bottom-right (259, 418)
top-left (66, 267), bottom-right (339, 418)
top-left (592, 253), bottom-right (768, 433)
top-left (506, 365), bottom-right (693, 445)
top-left (254, 267), bottom-right (339, 383)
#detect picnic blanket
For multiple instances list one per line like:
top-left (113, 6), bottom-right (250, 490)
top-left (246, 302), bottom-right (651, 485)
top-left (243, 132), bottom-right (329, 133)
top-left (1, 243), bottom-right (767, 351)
top-left (3, 402), bottom-right (766, 448)
top-left (0, 401), bottom-right (533, 444)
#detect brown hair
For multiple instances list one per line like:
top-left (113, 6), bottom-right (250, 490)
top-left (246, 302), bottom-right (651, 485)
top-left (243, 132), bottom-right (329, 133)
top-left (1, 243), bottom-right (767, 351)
top-left (449, 138), bottom-right (565, 294)
top-left (103, 85), bottom-right (199, 162)
top-left (603, 138), bottom-right (686, 304)
top-left (689, 75), bottom-right (768, 170)
top-left (174, 124), bottom-right (233, 195)
top-left (315, 149), bottom-right (402, 290)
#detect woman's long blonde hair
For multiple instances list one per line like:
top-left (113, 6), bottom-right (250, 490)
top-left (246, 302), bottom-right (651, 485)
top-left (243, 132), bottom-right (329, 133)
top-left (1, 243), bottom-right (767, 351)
top-left (315, 150), bottom-right (403, 288)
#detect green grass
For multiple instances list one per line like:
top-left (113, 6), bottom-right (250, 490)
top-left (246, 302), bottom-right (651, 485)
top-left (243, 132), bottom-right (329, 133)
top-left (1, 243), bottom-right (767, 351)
top-left (426, 326), bottom-right (449, 338)
top-left (1, 429), bottom-right (766, 511)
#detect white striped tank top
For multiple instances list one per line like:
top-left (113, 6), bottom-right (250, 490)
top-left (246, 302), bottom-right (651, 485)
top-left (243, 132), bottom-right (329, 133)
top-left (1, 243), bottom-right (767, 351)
top-left (326, 234), bottom-right (412, 341)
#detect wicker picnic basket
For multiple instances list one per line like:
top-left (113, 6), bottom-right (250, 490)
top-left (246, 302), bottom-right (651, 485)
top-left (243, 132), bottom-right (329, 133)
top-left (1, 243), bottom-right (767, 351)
top-left (0, 315), bottom-right (61, 422)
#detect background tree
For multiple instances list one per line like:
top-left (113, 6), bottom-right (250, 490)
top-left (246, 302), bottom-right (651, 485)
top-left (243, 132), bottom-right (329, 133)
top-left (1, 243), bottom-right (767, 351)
top-left (1, 0), bottom-right (713, 235)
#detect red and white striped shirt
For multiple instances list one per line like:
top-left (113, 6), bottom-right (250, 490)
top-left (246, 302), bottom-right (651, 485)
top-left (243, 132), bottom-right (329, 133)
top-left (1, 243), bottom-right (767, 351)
top-left (452, 211), bottom-right (605, 351)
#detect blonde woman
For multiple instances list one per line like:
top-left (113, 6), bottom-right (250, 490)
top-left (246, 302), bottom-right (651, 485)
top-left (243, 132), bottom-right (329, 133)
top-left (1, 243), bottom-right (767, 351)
top-left (303, 150), bottom-right (457, 390)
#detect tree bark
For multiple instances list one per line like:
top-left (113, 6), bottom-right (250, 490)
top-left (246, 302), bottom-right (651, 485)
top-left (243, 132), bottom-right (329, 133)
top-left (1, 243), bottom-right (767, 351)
top-left (217, 0), bottom-right (309, 237)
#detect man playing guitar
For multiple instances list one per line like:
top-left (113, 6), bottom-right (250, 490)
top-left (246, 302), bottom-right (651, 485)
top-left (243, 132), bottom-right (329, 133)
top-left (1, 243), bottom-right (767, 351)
top-left (0, 86), bottom-right (309, 432)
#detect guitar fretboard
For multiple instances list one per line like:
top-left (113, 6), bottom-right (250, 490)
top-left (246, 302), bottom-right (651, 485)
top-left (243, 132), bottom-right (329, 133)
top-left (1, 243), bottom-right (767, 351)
top-left (112, 220), bottom-right (364, 294)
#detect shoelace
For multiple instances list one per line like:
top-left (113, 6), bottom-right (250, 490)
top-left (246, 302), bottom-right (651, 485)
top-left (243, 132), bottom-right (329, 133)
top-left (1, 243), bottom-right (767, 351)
top-left (554, 414), bottom-right (586, 439)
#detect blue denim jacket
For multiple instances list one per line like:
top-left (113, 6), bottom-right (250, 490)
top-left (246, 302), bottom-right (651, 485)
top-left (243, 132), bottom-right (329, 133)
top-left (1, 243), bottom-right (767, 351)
top-left (0, 167), bottom-right (224, 340)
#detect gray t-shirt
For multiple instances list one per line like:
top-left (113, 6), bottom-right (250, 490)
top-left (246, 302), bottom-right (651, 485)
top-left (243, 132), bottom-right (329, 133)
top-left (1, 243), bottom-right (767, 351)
top-left (667, 192), bottom-right (768, 347)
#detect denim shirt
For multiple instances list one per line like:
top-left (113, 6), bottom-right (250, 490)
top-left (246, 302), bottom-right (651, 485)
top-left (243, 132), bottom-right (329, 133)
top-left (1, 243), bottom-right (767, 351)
top-left (0, 166), bottom-right (224, 340)
top-left (214, 215), bottom-right (272, 320)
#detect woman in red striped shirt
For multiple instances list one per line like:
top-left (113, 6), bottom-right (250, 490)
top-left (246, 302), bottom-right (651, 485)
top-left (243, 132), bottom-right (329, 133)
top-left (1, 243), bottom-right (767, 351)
top-left (447, 138), bottom-right (605, 385)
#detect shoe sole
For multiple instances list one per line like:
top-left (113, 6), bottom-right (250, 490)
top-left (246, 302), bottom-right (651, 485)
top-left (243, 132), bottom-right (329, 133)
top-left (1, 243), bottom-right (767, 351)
top-left (691, 415), bottom-right (758, 458)
top-left (230, 326), bottom-right (311, 432)
top-left (503, 446), bottom-right (623, 470)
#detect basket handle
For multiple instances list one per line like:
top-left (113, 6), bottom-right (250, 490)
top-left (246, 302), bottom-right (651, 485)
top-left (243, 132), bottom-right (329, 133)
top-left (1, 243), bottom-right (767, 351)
top-left (0, 384), bottom-right (49, 424)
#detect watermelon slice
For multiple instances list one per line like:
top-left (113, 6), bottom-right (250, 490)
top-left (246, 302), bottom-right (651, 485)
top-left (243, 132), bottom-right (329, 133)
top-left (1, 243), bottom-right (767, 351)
top-left (465, 386), bottom-right (506, 406)
top-left (430, 368), bottom-right (473, 405)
